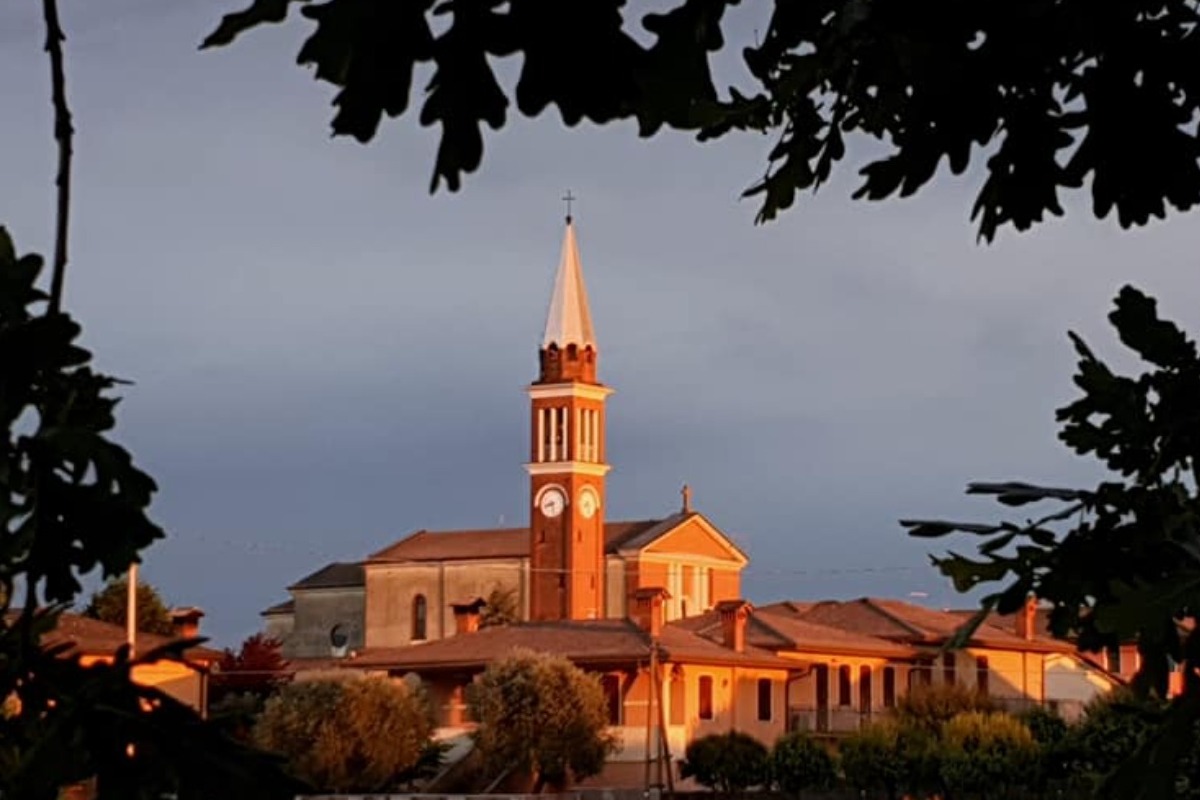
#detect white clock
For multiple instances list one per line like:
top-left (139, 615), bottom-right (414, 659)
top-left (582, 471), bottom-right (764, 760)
top-left (578, 487), bottom-right (599, 519)
top-left (538, 487), bottom-right (566, 518)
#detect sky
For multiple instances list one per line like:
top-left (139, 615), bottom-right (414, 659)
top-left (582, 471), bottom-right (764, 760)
top-left (3, 2), bottom-right (1200, 647)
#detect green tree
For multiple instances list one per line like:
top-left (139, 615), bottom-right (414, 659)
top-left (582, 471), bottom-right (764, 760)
top-left (903, 288), bottom-right (1200, 797)
top-left (83, 577), bottom-right (175, 636)
top-left (893, 682), bottom-right (995, 734)
top-left (770, 732), bottom-right (836, 798)
top-left (679, 731), bottom-right (770, 794)
top-left (254, 674), bottom-right (434, 793)
top-left (468, 649), bottom-right (615, 791)
top-left (840, 718), bottom-right (938, 800)
top-left (205, 1), bottom-right (1200, 241)
top-left (479, 585), bottom-right (520, 628)
top-left (938, 711), bottom-right (1038, 799)
top-left (0, 2), bottom-right (300, 797)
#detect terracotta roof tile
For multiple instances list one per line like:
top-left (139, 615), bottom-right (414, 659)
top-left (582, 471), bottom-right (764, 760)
top-left (350, 617), bottom-right (800, 672)
top-left (369, 519), bottom-right (668, 563)
top-left (18, 612), bottom-right (223, 662)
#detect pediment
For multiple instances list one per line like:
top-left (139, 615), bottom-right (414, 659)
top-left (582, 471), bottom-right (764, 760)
top-left (635, 514), bottom-right (748, 566)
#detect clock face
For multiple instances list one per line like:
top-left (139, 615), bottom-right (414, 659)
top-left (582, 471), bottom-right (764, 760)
top-left (538, 487), bottom-right (566, 518)
top-left (578, 488), bottom-right (599, 519)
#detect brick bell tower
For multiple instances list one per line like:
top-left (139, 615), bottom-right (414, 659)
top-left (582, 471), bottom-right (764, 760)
top-left (526, 209), bottom-right (612, 621)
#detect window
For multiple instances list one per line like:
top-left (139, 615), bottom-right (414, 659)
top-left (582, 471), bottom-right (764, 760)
top-left (859, 665), bottom-right (872, 712)
top-left (882, 667), bottom-right (896, 708)
top-left (412, 594), bottom-right (427, 641)
top-left (699, 676), bottom-right (714, 721)
top-left (757, 678), bottom-right (772, 721)
top-left (976, 656), bottom-right (990, 695)
top-left (943, 653), bottom-right (956, 685)
top-left (1106, 645), bottom-right (1123, 674)
top-left (601, 674), bottom-right (622, 725)
top-left (837, 665), bottom-right (852, 707)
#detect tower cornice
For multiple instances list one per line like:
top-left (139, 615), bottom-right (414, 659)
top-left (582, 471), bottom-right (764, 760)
top-left (524, 461), bottom-right (612, 478)
top-left (526, 382), bottom-right (615, 402)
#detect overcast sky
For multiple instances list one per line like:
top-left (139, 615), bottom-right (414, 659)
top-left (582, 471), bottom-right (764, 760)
top-left (3, 2), bottom-right (1199, 647)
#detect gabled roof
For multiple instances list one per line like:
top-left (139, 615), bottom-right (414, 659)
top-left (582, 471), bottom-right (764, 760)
top-left (368, 517), bottom-right (706, 564)
top-left (288, 562), bottom-right (364, 591)
top-left (676, 606), bottom-right (917, 659)
top-left (772, 598), bottom-right (1073, 654)
top-left (350, 617), bottom-right (798, 672)
top-left (13, 612), bottom-right (223, 662)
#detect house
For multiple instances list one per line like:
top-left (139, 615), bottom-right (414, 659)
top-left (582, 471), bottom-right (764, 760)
top-left (32, 609), bottom-right (221, 714)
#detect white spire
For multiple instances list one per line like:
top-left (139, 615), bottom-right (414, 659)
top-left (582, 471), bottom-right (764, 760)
top-left (541, 218), bottom-right (596, 350)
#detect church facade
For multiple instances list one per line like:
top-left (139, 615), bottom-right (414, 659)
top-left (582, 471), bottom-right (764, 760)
top-left (263, 215), bottom-right (749, 660)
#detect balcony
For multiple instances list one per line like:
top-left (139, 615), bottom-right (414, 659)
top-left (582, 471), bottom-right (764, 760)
top-left (608, 724), bottom-right (689, 763)
top-left (787, 706), bottom-right (873, 734)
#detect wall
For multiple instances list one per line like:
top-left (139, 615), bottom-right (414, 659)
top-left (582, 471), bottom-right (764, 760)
top-left (262, 611), bottom-right (294, 643)
top-left (365, 559), bottom-right (526, 648)
top-left (81, 654), bottom-right (209, 715)
top-left (285, 586), bottom-right (365, 659)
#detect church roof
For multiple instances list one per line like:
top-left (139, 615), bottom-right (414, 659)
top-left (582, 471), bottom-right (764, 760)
top-left (349, 617), bottom-right (799, 672)
top-left (368, 518), bottom-right (674, 563)
top-left (287, 561), bottom-right (364, 591)
top-left (541, 219), bottom-right (596, 351)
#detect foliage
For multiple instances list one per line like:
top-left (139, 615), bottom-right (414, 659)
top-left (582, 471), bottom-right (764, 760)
top-left (480, 585), bottom-right (520, 628)
top-left (893, 681), bottom-right (995, 734)
top-left (253, 674), bottom-right (433, 793)
top-left (840, 718), bottom-right (938, 800)
top-left (212, 632), bottom-right (290, 702)
top-left (1018, 706), bottom-right (1072, 790)
top-left (902, 286), bottom-right (1200, 798)
top-left (0, 226), bottom-right (299, 799)
top-left (83, 577), bottom-right (174, 636)
top-left (769, 732), bottom-right (835, 797)
top-left (206, 0), bottom-right (1200, 240)
top-left (938, 711), bottom-right (1038, 798)
top-left (209, 691), bottom-right (265, 743)
top-left (468, 649), bottom-right (615, 791)
top-left (680, 731), bottom-right (769, 794)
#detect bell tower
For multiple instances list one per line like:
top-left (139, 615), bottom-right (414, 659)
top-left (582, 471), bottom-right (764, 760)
top-left (526, 209), bottom-right (612, 621)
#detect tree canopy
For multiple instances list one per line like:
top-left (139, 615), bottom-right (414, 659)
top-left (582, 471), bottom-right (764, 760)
top-left (84, 577), bottom-right (175, 636)
top-left (903, 287), bottom-right (1200, 798)
top-left (254, 674), bottom-right (434, 793)
top-left (468, 649), bottom-right (614, 791)
top-left (205, 0), bottom-right (1200, 242)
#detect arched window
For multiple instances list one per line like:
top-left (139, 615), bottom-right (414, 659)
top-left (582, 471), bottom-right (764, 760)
top-left (837, 665), bottom-right (852, 707)
top-left (412, 594), bottom-right (428, 641)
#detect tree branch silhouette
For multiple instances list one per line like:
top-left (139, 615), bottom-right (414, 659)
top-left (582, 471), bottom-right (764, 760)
top-left (41, 0), bottom-right (73, 315)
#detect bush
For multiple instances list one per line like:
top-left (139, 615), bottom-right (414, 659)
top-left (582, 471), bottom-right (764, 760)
top-left (680, 731), bottom-right (769, 793)
top-left (468, 649), bottom-right (615, 791)
top-left (253, 674), bottom-right (433, 792)
top-left (939, 711), bottom-right (1038, 798)
top-left (893, 682), bottom-right (995, 733)
top-left (841, 718), bottom-right (938, 800)
top-left (770, 732), bottom-right (836, 796)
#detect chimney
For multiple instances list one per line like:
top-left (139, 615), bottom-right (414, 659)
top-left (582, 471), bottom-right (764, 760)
top-left (169, 607), bottom-right (204, 640)
top-left (451, 597), bottom-right (487, 635)
top-left (1015, 595), bottom-right (1038, 641)
top-left (632, 587), bottom-right (670, 639)
top-left (715, 599), bottom-right (753, 653)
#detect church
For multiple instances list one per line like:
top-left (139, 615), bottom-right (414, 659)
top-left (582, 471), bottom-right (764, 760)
top-left (262, 213), bottom-right (754, 659)
top-left (259, 215), bottom-right (1120, 786)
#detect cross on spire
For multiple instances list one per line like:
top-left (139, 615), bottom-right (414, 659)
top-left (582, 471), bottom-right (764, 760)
top-left (563, 190), bottom-right (576, 223)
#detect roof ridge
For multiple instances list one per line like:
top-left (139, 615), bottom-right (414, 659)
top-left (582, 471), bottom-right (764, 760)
top-left (856, 598), bottom-right (928, 638)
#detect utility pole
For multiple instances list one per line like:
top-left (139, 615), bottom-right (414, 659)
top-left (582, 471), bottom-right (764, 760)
top-left (125, 561), bottom-right (137, 657)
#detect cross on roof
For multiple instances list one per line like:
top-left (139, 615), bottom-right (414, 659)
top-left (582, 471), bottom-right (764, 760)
top-left (563, 190), bottom-right (576, 222)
